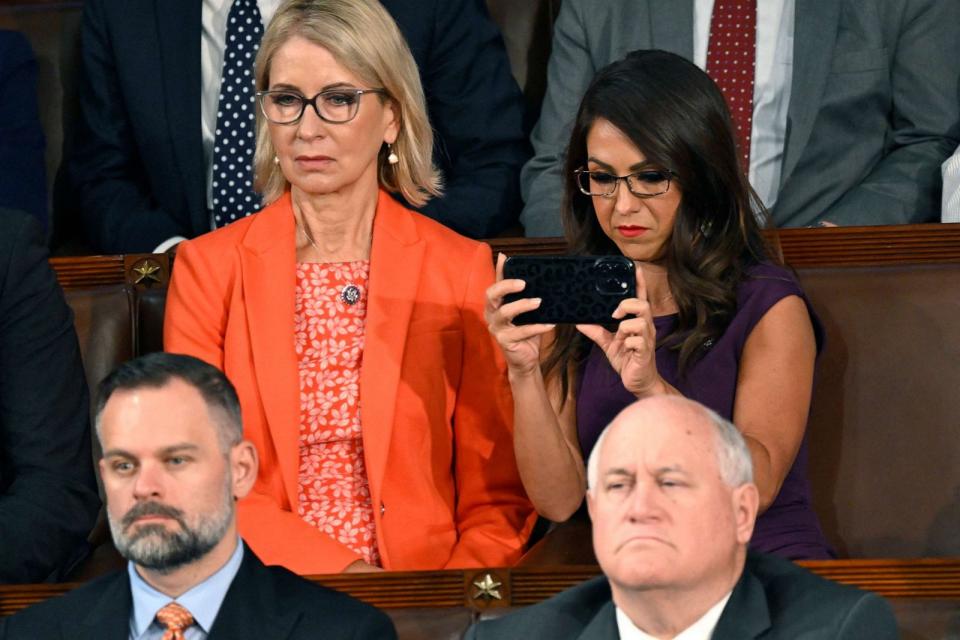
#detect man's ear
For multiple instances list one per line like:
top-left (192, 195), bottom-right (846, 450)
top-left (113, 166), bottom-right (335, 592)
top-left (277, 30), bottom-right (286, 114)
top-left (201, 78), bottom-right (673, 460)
top-left (229, 441), bottom-right (259, 500)
top-left (586, 488), bottom-right (596, 521)
top-left (732, 482), bottom-right (759, 545)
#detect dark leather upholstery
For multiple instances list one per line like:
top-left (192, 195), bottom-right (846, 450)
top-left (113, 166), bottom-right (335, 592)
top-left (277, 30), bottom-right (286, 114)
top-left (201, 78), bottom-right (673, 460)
top-left (63, 285), bottom-right (134, 446)
top-left (136, 286), bottom-right (166, 356)
top-left (889, 599), bottom-right (960, 640)
top-left (801, 265), bottom-right (960, 558)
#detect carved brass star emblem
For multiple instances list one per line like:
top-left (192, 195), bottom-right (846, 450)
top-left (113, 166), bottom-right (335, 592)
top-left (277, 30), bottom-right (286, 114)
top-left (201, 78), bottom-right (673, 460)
top-left (131, 260), bottom-right (162, 285)
top-left (472, 573), bottom-right (503, 601)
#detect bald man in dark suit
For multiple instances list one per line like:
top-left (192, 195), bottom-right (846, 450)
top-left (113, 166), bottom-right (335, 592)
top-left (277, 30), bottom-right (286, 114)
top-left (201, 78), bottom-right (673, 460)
top-left (468, 397), bottom-right (898, 639)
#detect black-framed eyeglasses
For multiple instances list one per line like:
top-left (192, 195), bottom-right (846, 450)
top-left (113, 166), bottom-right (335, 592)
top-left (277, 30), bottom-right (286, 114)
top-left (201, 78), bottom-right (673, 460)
top-left (574, 168), bottom-right (675, 198)
top-left (256, 88), bottom-right (388, 125)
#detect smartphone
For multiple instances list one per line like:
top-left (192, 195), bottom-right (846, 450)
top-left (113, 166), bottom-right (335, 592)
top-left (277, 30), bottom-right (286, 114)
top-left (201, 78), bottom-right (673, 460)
top-left (502, 255), bottom-right (636, 325)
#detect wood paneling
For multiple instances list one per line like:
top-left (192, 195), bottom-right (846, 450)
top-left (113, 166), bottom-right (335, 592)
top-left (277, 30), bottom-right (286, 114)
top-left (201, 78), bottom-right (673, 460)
top-left (773, 223), bottom-right (960, 266)
top-left (47, 225), bottom-right (960, 289)
top-left (487, 224), bottom-right (960, 267)
top-left (51, 253), bottom-right (169, 290)
top-left (0, 2), bottom-right (82, 10)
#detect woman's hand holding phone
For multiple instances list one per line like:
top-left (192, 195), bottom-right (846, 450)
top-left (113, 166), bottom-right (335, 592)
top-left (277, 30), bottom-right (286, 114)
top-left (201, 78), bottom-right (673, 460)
top-left (485, 253), bottom-right (555, 378)
top-left (576, 267), bottom-right (664, 398)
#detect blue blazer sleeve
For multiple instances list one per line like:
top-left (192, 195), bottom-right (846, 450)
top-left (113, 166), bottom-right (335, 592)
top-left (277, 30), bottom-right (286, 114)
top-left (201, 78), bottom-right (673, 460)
top-left (0, 32), bottom-right (47, 231)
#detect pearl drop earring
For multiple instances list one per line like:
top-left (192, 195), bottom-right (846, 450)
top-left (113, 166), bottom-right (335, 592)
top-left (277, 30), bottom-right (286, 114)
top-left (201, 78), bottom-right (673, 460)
top-left (387, 143), bottom-right (399, 165)
top-left (273, 155), bottom-right (280, 166)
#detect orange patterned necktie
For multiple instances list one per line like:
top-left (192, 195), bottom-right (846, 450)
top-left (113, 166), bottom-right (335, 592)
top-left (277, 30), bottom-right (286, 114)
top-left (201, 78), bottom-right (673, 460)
top-left (155, 602), bottom-right (194, 640)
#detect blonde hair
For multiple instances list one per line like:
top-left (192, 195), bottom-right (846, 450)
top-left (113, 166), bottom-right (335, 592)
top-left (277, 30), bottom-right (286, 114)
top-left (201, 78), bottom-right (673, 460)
top-left (253, 0), bottom-right (442, 206)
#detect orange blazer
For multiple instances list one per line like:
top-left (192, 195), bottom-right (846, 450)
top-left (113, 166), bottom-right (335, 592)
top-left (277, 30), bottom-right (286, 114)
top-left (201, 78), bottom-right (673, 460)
top-left (164, 190), bottom-right (535, 574)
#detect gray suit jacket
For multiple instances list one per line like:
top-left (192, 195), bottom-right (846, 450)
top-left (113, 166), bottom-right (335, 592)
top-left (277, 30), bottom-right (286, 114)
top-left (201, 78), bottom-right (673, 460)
top-left (467, 553), bottom-right (899, 639)
top-left (520, 0), bottom-right (960, 235)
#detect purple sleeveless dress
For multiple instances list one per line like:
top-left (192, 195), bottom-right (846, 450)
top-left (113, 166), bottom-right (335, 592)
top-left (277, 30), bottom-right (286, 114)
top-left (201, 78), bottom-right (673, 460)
top-left (576, 263), bottom-right (834, 560)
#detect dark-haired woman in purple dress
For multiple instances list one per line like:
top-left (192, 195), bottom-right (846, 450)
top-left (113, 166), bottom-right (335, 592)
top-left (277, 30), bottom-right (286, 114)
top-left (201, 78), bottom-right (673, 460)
top-left (486, 50), bottom-right (832, 560)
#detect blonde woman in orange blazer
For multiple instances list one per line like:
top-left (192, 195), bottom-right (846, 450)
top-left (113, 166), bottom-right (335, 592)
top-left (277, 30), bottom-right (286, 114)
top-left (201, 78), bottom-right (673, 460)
top-left (164, 0), bottom-right (534, 574)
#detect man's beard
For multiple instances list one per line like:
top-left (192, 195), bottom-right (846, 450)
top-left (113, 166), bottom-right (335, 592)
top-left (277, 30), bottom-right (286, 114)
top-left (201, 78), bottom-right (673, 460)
top-left (109, 479), bottom-right (233, 574)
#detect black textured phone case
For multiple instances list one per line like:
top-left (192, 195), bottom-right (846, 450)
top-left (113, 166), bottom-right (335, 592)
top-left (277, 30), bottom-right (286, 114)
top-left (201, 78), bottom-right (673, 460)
top-left (503, 256), bottom-right (635, 325)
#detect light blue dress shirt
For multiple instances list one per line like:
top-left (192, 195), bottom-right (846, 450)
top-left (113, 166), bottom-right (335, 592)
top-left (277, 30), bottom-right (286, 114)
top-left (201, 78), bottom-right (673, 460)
top-left (128, 537), bottom-right (245, 640)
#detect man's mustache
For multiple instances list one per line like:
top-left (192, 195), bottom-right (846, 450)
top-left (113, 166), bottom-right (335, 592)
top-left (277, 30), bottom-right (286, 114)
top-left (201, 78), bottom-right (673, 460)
top-left (121, 501), bottom-right (187, 530)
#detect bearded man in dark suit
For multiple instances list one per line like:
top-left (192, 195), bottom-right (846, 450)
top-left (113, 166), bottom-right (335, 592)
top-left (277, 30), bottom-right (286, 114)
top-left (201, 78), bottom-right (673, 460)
top-left (1, 353), bottom-right (395, 639)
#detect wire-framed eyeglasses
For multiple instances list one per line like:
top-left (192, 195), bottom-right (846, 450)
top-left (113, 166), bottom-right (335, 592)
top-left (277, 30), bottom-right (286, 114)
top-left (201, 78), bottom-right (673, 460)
top-left (574, 168), bottom-right (675, 198)
top-left (256, 88), bottom-right (388, 125)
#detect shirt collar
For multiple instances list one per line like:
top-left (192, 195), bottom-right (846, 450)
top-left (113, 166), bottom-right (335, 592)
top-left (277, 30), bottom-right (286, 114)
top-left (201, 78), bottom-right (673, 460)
top-left (615, 591), bottom-right (733, 640)
top-left (129, 537), bottom-right (245, 638)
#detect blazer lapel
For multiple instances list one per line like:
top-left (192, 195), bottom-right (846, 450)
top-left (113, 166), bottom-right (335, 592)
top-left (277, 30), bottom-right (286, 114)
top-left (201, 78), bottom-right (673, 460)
top-left (779, 0), bottom-right (841, 189)
top-left (155, 0), bottom-right (206, 234)
top-left (240, 194), bottom-right (302, 511)
top-left (711, 563), bottom-right (771, 639)
top-left (575, 601), bottom-right (619, 640)
top-left (649, 0), bottom-right (694, 59)
top-left (209, 546), bottom-right (301, 639)
top-left (70, 572), bottom-right (133, 640)
top-left (359, 192), bottom-right (424, 517)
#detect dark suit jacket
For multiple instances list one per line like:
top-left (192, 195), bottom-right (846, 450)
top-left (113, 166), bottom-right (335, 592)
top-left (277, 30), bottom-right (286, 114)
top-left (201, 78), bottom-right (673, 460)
top-left (0, 32), bottom-right (47, 230)
top-left (0, 544), bottom-right (397, 639)
top-left (467, 553), bottom-right (899, 639)
top-left (64, 0), bottom-right (527, 252)
top-left (520, 0), bottom-right (960, 234)
top-left (0, 209), bottom-right (99, 583)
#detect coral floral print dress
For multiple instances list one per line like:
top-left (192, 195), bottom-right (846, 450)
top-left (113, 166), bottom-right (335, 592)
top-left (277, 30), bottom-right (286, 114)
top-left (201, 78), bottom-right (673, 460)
top-left (294, 260), bottom-right (380, 566)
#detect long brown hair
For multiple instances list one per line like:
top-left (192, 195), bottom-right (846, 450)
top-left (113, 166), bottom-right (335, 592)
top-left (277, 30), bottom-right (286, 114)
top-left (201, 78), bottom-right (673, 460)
top-left (544, 49), bottom-right (773, 401)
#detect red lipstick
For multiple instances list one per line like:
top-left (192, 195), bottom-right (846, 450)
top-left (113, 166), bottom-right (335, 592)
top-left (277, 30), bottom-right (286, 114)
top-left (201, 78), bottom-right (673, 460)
top-left (617, 225), bottom-right (648, 238)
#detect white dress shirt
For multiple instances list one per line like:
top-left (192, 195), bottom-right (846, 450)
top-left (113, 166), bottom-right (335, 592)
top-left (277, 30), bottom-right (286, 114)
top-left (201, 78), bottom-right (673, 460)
top-left (614, 592), bottom-right (732, 640)
top-left (942, 145), bottom-right (960, 223)
top-left (693, 0), bottom-right (795, 210)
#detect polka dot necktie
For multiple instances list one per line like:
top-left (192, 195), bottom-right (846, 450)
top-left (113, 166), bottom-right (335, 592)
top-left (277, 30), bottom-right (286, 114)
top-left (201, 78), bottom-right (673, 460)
top-left (212, 0), bottom-right (264, 227)
top-left (155, 602), bottom-right (194, 640)
top-left (705, 0), bottom-right (757, 174)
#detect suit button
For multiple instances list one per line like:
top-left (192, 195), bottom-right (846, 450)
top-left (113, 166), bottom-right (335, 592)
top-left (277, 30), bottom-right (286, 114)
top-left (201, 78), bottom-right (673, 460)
top-left (380, 502), bottom-right (386, 516)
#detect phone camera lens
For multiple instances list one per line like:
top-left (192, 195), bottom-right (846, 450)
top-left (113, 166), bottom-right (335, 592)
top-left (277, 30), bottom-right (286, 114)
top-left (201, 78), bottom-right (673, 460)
top-left (597, 276), bottom-right (627, 295)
